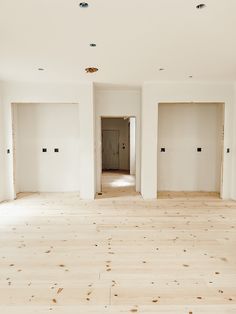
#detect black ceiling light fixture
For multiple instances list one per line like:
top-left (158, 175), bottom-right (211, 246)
top-left (79, 2), bottom-right (89, 8)
top-left (38, 68), bottom-right (45, 71)
top-left (90, 43), bottom-right (97, 47)
top-left (159, 68), bottom-right (165, 71)
top-left (196, 3), bottom-right (206, 9)
top-left (189, 75), bottom-right (193, 78)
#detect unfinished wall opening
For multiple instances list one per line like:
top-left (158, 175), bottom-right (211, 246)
top-left (12, 103), bottom-right (80, 196)
top-left (99, 117), bottom-right (137, 197)
top-left (157, 102), bottom-right (224, 198)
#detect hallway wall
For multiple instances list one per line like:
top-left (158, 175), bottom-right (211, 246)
top-left (129, 117), bottom-right (136, 175)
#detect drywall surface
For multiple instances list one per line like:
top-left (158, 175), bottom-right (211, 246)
top-left (142, 82), bottom-right (235, 199)
top-left (130, 117), bottom-right (136, 175)
top-left (232, 84), bottom-right (236, 200)
top-left (1, 80), bottom-right (235, 201)
top-left (102, 118), bottom-right (129, 170)
top-left (16, 103), bottom-right (80, 192)
top-left (0, 85), bottom-right (5, 202)
top-left (157, 103), bottom-right (223, 192)
top-left (95, 87), bottom-right (141, 192)
top-left (1, 81), bottom-right (95, 200)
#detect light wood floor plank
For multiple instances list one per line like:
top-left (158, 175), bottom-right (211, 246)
top-left (0, 173), bottom-right (236, 312)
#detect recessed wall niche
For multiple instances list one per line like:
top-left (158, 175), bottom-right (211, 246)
top-left (157, 102), bottom-right (224, 193)
top-left (13, 103), bottom-right (80, 193)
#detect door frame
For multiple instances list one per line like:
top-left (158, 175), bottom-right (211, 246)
top-left (220, 103), bottom-right (225, 198)
top-left (97, 115), bottom-right (137, 194)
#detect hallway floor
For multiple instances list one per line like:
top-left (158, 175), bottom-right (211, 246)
top-left (0, 193), bottom-right (236, 313)
top-left (98, 171), bottom-right (139, 199)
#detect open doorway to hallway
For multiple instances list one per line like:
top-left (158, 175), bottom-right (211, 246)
top-left (99, 117), bottom-right (137, 198)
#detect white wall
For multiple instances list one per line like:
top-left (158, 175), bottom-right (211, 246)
top-left (0, 81), bottom-right (95, 200)
top-left (1, 80), bottom-right (236, 201)
top-left (102, 118), bottom-right (129, 170)
top-left (0, 84), bottom-right (6, 202)
top-left (142, 82), bottom-right (235, 199)
top-left (95, 87), bottom-right (141, 193)
top-left (130, 117), bottom-right (136, 175)
top-left (232, 84), bottom-right (236, 200)
top-left (157, 103), bottom-right (223, 192)
top-left (15, 103), bottom-right (80, 192)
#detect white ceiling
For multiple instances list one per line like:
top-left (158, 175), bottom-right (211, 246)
top-left (0, 0), bottom-right (236, 85)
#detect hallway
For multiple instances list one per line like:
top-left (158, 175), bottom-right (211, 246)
top-left (98, 171), bottom-right (139, 199)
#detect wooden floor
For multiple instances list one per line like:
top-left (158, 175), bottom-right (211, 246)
top-left (158, 191), bottom-right (221, 200)
top-left (99, 171), bottom-right (138, 199)
top-left (0, 175), bottom-right (236, 313)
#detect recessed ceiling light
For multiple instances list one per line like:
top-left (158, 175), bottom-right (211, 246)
top-left (196, 3), bottom-right (206, 9)
top-left (85, 67), bottom-right (98, 73)
top-left (79, 2), bottom-right (89, 8)
top-left (38, 68), bottom-right (45, 71)
top-left (159, 68), bottom-right (165, 71)
top-left (90, 43), bottom-right (97, 47)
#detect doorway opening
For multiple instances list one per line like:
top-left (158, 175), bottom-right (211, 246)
top-left (99, 117), bottom-right (137, 197)
top-left (157, 102), bottom-right (225, 199)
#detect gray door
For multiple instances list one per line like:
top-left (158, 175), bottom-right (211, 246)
top-left (102, 130), bottom-right (119, 170)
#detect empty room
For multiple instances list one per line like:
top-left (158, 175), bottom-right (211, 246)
top-left (0, 1), bottom-right (236, 314)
